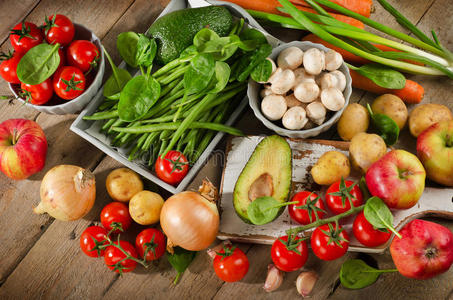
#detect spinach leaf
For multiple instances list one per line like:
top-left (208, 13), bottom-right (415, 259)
top-left (193, 28), bottom-right (219, 48)
top-left (166, 247), bottom-right (196, 284)
top-left (17, 43), bottom-right (60, 85)
top-left (340, 259), bottom-right (396, 289)
top-left (356, 64), bottom-right (406, 89)
top-left (367, 104), bottom-right (399, 146)
top-left (184, 53), bottom-right (215, 95)
top-left (103, 49), bottom-right (132, 100)
top-left (135, 34), bottom-right (157, 68)
top-left (237, 43), bottom-right (272, 82)
top-left (247, 196), bottom-right (283, 225)
top-left (117, 31), bottom-right (140, 68)
top-left (198, 36), bottom-right (239, 61)
top-left (240, 28), bottom-right (267, 46)
top-left (118, 75), bottom-right (161, 121)
top-left (364, 196), bottom-right (400, 237)
top-left (179, 45), bottom-right (198, 59)
top-left (208, 61), bottom-right (230, 94)
top-left (251, 59), bottom-right (272, 82)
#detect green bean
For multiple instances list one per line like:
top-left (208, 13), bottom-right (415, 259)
top-left (157, 65), bottom-right (189, 85)
top-left (128, 133), bottom-right (149, 160)
top-left (98, 100), bottom-right (117, 111)
top-left (107, 119), bottom-right (125, 135)
top-left (152, 56), bottom-right (194, 78)
top-left (140, 89), bottom-right (185, 120)
top-left (84, 110), bottom-right (119, 120)
top-left (159, 77), bottom-right (181, 99)
top-left (101, 118), bottom-right (116, 131)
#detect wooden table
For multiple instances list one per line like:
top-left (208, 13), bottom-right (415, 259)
top-left (0, 0), bottom-right (452, 299)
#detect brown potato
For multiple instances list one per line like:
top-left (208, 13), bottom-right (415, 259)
top-left (371, 94), bottom-right (408, 129)
top-left (349, 133), bottom-right (387, 173)
top-left (337, 103), bottom-right (369, 141)
top-left (106, 168), bottom-right (144, 202)
top-left (129, 191), bottom-right (164, 225)
top-left (409, 104), bottom-right (453, 137)
top-left (311, 151), bottom-right (350, 185)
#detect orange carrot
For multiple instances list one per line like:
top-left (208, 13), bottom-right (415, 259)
top-left (290, 0), bottom-right (372, 18)
top-left (223, 0), bottom-right (365, 28)
top-left (349, 69), bottom-right (424, 104)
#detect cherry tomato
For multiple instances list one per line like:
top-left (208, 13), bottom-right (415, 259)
top-left (20, 78), bottom-right (53, 105)
top-left (288, 191), bottom-right (326, 225)
top-left (10, 22), bottom-right (43, 54)
top-left (43, 14), bottom-right (75, 46)
top-left (311, 223), bottom-right (349, 261)
top-left (135, 228), bottom-right (166, 261)
top-left (100, 202), bottom-right (132, 234)
top-left (104, 240), bottom-right (138, 273)
top-left (213, 245), bottom-right (249, 282)
top-left (66, 40), bottom-right (100, 73)
top-left (53, 66), bottom-right (86, 100)
top-left (155, 150), bottom-right (189, 185)
top-left (325, 179), bottom-right (363, 215)
top-left (271, 235), bottom-right (308, 272)
top-left (56, 48), bottom-right (65, 72)
top-left (353, 211), bottom-right (391, 247)
top-left (0, 51), bottom-right (23, 84)
top-left (80, 225), bottom-right (108, 257)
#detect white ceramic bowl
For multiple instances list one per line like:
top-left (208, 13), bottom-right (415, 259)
top-left (248, 41), bottom-right (352, 139)
top-left (8, 23), bottom-right (105, 115)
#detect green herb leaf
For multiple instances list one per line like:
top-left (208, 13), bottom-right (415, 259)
top-left (135, 34), bottom-right (157, 68)
top-left (17, 43), bottom-right (60, 85)
top-left (247, 196), bottom-right (281, 225)
top-left (193, 28), bottom-right (220, 48)
top-left (367, 104), bottom-right (399, 146)
top-left (364, 196), bottom-right (401, 238)
top-left (197, 35), bottom-right (240, 61)
top-left (118, 75), bottom-right (161, 121)
top-left (251, 59), bottom-right (272, 83)
top-left (355, 64), bottom-right (406, 89)
top-left (117, 31), bottom-right (140, 68)
top-left (239, 28), bottom-right (267, 48)
top-left (207, 61), bottom-right (231, 94)
top-left (340, 259), bottom-right (381, 289)
top-left (184, 53), bottom-right (215, 95)
top-left (237, 43), bottom-right (272, 82)
top-left (179, 45), bottom-right (198, 59)
top-left (166, 247), bottom-right (196, 284)
top-left (103, 49), bottom-right (132, 100)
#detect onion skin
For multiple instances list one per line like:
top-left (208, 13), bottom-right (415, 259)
top-left (35, 165), bottom-right (96, 221)
top-left (161, 185), bottom-right (219, 252)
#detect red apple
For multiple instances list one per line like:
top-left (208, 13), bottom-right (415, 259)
top-left (365, 149), bottom-right (425, 209)
top-left (0, 119), bottom-right (47, 180)
top-left (390, 219), bottom-right (453, 279)
top-left (417, 120), bottom-right (453, 186)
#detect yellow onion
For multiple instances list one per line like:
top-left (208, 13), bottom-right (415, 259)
top-left (34, 165), bottom-right (96, 221)
top-left (160, 180), bottom-right (219, 252)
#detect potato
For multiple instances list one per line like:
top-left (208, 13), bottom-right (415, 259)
top-left (371, 94), bottom-right (408, 130)
top-left (337, 103), bottom-right (369, 141)
top-left (409, 104), bottom-right (453, 137)
top-left (129, 191), bottom-right (164, 225)
top-left (349, 133), bottom-right (387, 173)
top-left (311, 151), bottom-right (350, 185)
top-left (106, 168), bottom-right (143, 202)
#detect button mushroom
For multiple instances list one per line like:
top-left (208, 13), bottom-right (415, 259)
top-left (330, 70), bottom-right (346, 92)
top-left (267, 58), bottom-right (277, 74)
top-left (293, 68), bottom-right (315, 88)
top-left (277, 46), bottom-right (304, 70)
top-left (306, 101), bottom-right (327, 125)
top-left (294, 82), bottom-right (320, 103)
top-left (261, 94), bottom-right (287, 121)
top-left (282, 106), bottom-right (308, 130)
top-left (324, 49), bottom-right (343, 71)
top-left (285, 93), bottom-right (305, 108)
top-left (321, 88), bottom-right (345, 111)
top-left (270, 69), bottom-right (296, 95)
top-left (319, 73), bottom-right (338, 90)
top-left (260, 86), bottom-right (273, 98)
top-left (303, 48), bottom-right (325, 75)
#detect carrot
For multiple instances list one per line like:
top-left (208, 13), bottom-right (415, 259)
top-left (349, 69), bottom-right (424, 104)
top-left (290, 0), bottom-right (372, 17)
top-left (223, 0), bottom-right (365, 28)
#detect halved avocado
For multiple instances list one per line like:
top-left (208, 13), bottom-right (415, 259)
top-left (233, 135), bottom-right (292, 223)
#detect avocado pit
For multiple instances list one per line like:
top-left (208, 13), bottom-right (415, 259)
top-left (248, 173), bottom-right (274, 202)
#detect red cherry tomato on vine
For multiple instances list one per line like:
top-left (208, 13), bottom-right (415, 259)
top-left (271, 235), bottom-right (308, 272)
top-left (10, 22), bottom-right (43, 54)
top-left (353, 211), bottom-right (391, 247)
top-left (80, 225), bottom-right (108, 257)
top-left (100, 202), bottom-right (132, 234)
top-left (53, 66), bottom-right (86, 100)
top-left (311, 223), bottom-right (349, 261)
top-left (213, 245), bottom-right (249, 282)
top-left (66, 40), bottom-right (100, 73)
top-left (43, 14), bottom-right (75, 46)
top-left (288, 191), bottom-right (326, 225)
top-left (135, 228), bottom-right (166, 261)
top-left (20, 78), bottom-right (53, 105)
top-left (56, 48), bottom-right (65, 72)
top-left (0, 51), bottom-right (23, 84)
top-left (155, 150), bottom-right (189, 185)
top-left (104, 240), bottom-right (138, 273)
top-left (325, 179), bottom-right (363, 215)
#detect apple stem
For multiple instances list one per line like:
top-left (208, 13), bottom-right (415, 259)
top-left (12, 128), bottom-right (18, 145)
top-left (446, 134), bottom-right (453, 148)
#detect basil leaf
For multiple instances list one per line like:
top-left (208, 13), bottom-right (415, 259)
top-left (103, 49), bottom-right (132, 100)
top-left (184, 53), bottom-right (215, 95)
top-left (367, 104), bottom-right (399, 146)
top-left (17, 43), bottom-right (60, 85)
top-left (208, 61), bottom-right (231, 94)
top-left (247, 196), bottom-right (281, 225)
top-left (118, 75), bottom-right (161, 121)
top-left (166, 247), bottom-right (196, 284)
top-left (251, 59), bottom-right (272, 83)
top-left (135, 34), bottom-right (157, 68)
top-left (364, 196), bottom-right (397, 235)
top-left (193, 28), bottom-right (220, 48)
top-left (237, 43), bottom-right (272, 82)
top-left (356, 64), bottom-right (406, 89)
top-left (340, 259), bottom-right (381, 289)
top-left (117, 31), bottom-right (140, 68)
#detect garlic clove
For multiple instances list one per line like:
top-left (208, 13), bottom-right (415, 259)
top-left (296, 270), bottom-right (318, 297)
top-left (264, 264), bottom-right (284, 292)
top-left (207, 240), bottom-right (232, 259)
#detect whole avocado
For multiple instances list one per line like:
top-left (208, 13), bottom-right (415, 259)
top-left (148, 6), bottom-right (233, 65)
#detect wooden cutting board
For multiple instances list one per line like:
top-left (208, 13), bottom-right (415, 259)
top-left (218, 136), bottom-right (453, 253)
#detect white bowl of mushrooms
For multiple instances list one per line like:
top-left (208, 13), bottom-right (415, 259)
top-left (248, 41), bottom-right (352, 138)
